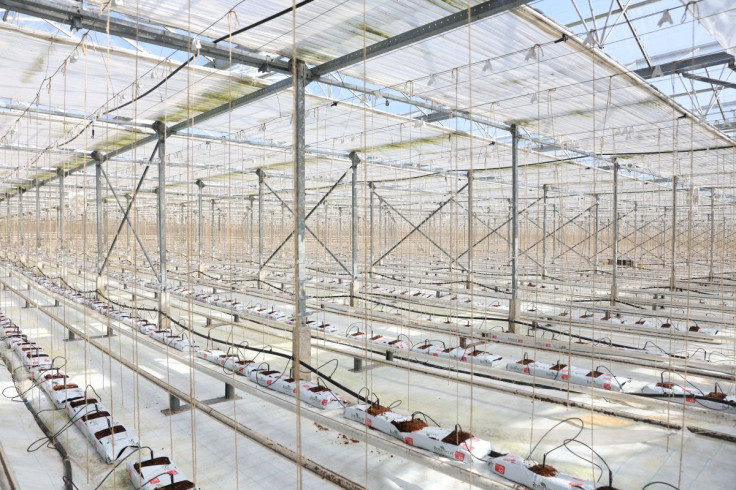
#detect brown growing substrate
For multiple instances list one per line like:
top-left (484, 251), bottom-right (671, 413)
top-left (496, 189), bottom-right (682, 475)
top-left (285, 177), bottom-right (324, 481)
top-left (392, 418), bottom-right (428, 433)
top-left (689, 326), bottom-right (700, 332)
top-left (370, 335), bottom-right (383, 341)
top-left (550, 364), bottom-right (567, 371)
top-left (707, 392), bottom-right (727, 399)
top-left (133, 456), bottom-right (172, 471)
top-left (517, 359), bottom-right (535, 365)
top-left (661, 323), bottom-right (671, 328)
top-left (529, 464), bottom-right (557, 477)
top-left (53, 383), bottom-right (79, 390)
top-left (94, 425), bottom-right (127, 439)
top-left (388, 339), bottom-right (402, 345)
top-left (657, 382), bottom-right (675, 389)
top-left (259, 371), bottom-right (279, 376)
top-left (467, 350), bottom-right (486, 357)
top-left (308, 386), bottom-right (331, 393)
top-left (366, 404), bottom-right (391, 416)
top-left (82, 411), bottom-right (111, 422)
top-left (586, 371), bottom-right (604, 378)
top-left (156, 481), bottom-right (196, 490)
top-left (441, 429), bottom-right (473, 445)
top-left (69, 397), bottom-right (97, 408)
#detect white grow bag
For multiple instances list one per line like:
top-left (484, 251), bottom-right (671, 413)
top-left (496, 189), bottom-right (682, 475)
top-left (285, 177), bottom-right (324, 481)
top-left (488, 454), bottom-right (597, 490)
top-left (127, 456), bottom-right (198, 490)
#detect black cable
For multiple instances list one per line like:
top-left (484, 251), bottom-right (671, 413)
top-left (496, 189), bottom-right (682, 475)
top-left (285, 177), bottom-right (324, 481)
top-left (92, 446), bottom-right (153, 490)
top-left (526, 417), bottom-right (584, 460)
top-left (642, 482), bottom-right (679, 489)
top-left (212, 0), bottom-right (317, 43)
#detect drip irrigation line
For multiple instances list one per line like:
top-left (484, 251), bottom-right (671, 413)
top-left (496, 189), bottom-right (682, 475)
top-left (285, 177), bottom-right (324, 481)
top-left (158, 312), bottom-right (370, 404)
top-left (0, 351), bottom-right (73, 488)
top-left (96, 290), bottom-right (159, 313)
top-left (531, 323), bottom-right (642, 350)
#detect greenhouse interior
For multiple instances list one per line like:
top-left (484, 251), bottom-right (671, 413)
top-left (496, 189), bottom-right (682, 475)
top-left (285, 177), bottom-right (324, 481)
top-left (0, 0), bottom-right (734, 489)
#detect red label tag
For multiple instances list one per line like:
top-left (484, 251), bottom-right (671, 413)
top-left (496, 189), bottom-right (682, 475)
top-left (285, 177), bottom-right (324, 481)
top-left (454, 451), bottom-right (466, 462)
top-left (494, 463), bottom-right (505, 475)
top-left (405, 437), bottom-right (414, 446)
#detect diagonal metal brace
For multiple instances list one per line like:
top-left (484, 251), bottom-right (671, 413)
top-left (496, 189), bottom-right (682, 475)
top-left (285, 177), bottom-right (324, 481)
top-left (259, 165), bottom-right (352, 271)
top-left (261, 178), bottom-right (351, 276)
top-left (98, 143), bottom-right (160, 281)
top-left (372, 183), bottom-right (468, 268)
top-left (94, 155), bottom-right (160, 282)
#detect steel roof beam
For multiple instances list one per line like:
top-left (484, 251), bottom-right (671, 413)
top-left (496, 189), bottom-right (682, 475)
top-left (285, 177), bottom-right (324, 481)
top-left (634, 51), bottom-right (735, 79)
top-left (0, 0), bottom-right (291, 74)
top-left (681, 73), bottom-right (736, 90)
top-left (311, 0), bottom-right (531, 77)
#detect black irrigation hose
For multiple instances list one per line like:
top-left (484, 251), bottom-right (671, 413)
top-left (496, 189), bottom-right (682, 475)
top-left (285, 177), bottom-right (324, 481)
top-left (632, 392), bottom-right (736, 407)
top-left (642, 482), bottom-right (679, 489)
top-left (360, 295), bottom-right (512, 322)
top-left (2, 353), bottom-right (73, 488)
top-left (640, 285), bottom-right (715, 296)
top-left (58, 277), bottom-right (97, 295)
top-left (197, 270), bottom-right (259, 283)
top-left (97, 289), bottom-right (158, 313)
top-left (158, 311), bottom-right (370, 404)
top-left (531, 323), bottom-right (641, 350)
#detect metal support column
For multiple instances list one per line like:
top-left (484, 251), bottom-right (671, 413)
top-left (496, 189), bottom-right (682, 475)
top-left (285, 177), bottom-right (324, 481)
top-left (256, 168), bottom-right (265, 288)
top-left (210, 199), bottom-right (215, 258)
top-left (196, 180), bottom-right (205, 275)
top-left (125, 194), bottom-right (134, 264)
top-left (292, 59), bottom-right (311, 379)
top-left (508, 124), bottom-right (520, 333)
top-left (709, 192), bottom-right (715, 281)
top-left (58, 168), bottom-right (65, 278)
top-left (248, 195), bottom-right (254, 259)
top-left (551, 204), bottom-right (556, 262)
top-left (631, 202), bottom-right (637, 261)
top-left (5, 193), bottom-right (9, 252)
top-left (611, 160), bottom-right (619, 305)
top-left (593, 195), bottom-right (599, 273)
top-left (94, 156), bottom-right (107, 299)
top-left (15, 187), bottom-right (25, 263)
top-left (18, 186), bottom-right (23, 253)
top-left (467, 170), bottom-right (474, 289)
top-left (34, 181), bottom-right (40, 255)
top-left (338, 207), bottom-right (343, 263)
top-left (541, 184), bottom-right (548, 278)
top-left (369, 183), bottom-right (375, 278)
top-left (670, 177), bottom-right (678, 291)
top-left (153, 121), bottom-right (170, 329)
top-left (349, 151), bottom-right (360, 305)
top-left (506, 199), bottom-right (512, 261)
